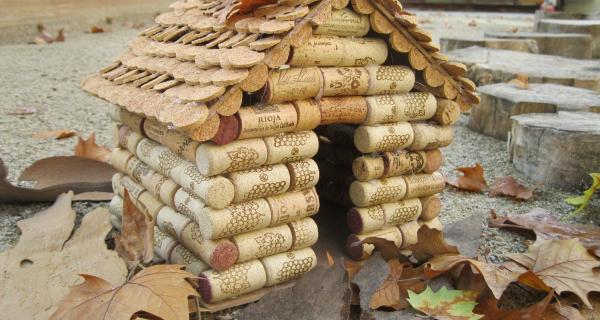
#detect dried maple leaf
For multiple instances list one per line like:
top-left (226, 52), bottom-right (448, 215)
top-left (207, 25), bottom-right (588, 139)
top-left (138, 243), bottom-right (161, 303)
top-left (115, 190), bottom-right (154, 268)
top-left (426, 255), bottom-right (522, 299)
top-left (89, 25), bottom-right (105, 33)
top-left (50, 264), bottom-right (198, 320)
top-left (74, 133), bottom-right (111, 163)
top-left (32, 25), bottom-right (64, 44)
top-left (32, 129), bottom-right (76, 140)
top-left (489, 208), bottom-right (600, 257)
top-left (407, 286), bottom-right (483, 319)
top-left (343, 258), bottom-right (362, 281)
top-left (489, 176), bottom-right (534, 200)
top-left (507, 74), bottom-right (530, 90)
top-left (55, 28), bottom-right (65, 42)
top-left (447, 163), bottom-right (488, 193)
top-left (362, 236), bottom-right (409, 261)
top-left (475, 289), bottom-right (553, 320)
top-left (370, 259), bottom-right (426, 311)
top-left (407, 225), bottom-right (459, 263)
top-left (541, 303), bottom-right (585, 320)
top-left (509, 239), bottom-right (600, 308)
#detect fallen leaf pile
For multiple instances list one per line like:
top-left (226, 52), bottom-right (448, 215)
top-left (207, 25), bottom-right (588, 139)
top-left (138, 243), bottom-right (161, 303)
top-left (447, 163), bottom-right (535, 201)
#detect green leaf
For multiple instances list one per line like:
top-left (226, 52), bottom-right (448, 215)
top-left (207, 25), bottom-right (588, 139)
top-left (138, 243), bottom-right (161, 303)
top-left (407, 286), bottom-right (483, 320)
top-left (566, 173), bottom-right (600, 216)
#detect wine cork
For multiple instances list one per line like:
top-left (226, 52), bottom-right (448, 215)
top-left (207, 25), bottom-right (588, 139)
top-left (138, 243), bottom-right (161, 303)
top-left (346, 227), bottom-right (402, 260)
top-left (173, 162), bottom-right (235, 209)
top-left (199, 198), bottom-right (272, 239)
top-left (384, 151), bottom-right (427, 177)
top-left (289, 217), bottom-right (319, 250)
top-left (403, 172), bottom-right (445, 199)
top-left (433, 98), bottom-right (461, 126)
top-left (263, 131), bottom-right (319, 165)
top-left (126, 157), bottom-right (179, 208)
top-left (196, 138), bottom-right (268, 176)
top-left (267, 188), bottom-right (320, 226)
top-left (354, 122), bottom-right (414, 153)
top-left (420, 217), bottom-right (443, 231)
top-left (143, 118), bottom-right (199, 162)
top-left (313, 8), bottom-right (370, 37)
top-left (153, 227), bottom-right (177, 262)
top-left (180, 222), bottom-right (239, 270)
top-left (347, 205), bottom-right (385, 234)
top-left (228, 164), bottom-right (291, 203)
top-left (170, 243), bottom-right (211, 275)
top-left (289, 36), bottom-right (387, 67)
top-left (114, 175), bottom-right (164, 220)
top-left (118, 126), bottom-right (143, 154)
top-left (110, 148), bottom-right (134, 173)
top-left (420, 195), bottom-right (442, 221)
top-left (381, 198), bottom-right (422, 226)
top-left (409, 123), bottom-right (453, 151)
top-left (156, 206), bottom-right (191, 242)
top-left (398, 220), bottom-right (420, 248)
top-left (112, 173), bottom-right (124, 196)
top-left (422, 149), bottom-right (443, 174)
top-left (287, 159), bottom-right (320, 191)
top-left (173, 188), bottom-right (205, 224)
top-left (119, 108), bottom-right (145, 134)
top-left (260, 248), bottom-right (317, 287)
top-left (352, 156), bottom-right (385, 182)
top-left (136, 138), bottom-right (186, 177)
top-left (232, 224), bottom-right (294, 262)
top-left (349, 176), bottom-right (407, 207)
top-left (365, 65), bottom-right (415, 96)
top-left (212, 115), bottom-right (240, 145)
top-left (321, 67), bottom-right (369, 96)
top-left (363, 92), bottom-right (437, 125)
top-left (198, 260), bottom-right (267, 303)
top-left (237, 104), bottom-right (298, 140)
top-left (318, 96), bottom-right (368, 125)
top-left (265, 67), bottom-right (323, 104)
top-left (293, 100), bottom-right (321, 131)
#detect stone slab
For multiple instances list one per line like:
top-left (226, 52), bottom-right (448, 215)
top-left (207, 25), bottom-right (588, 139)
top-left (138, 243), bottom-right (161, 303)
top-left (468, 83), bottom-right (600, 140)
top-left (535, 19), bottom-right (600, 57)
top-left (447, 46), bottom-right (600, 92)
top-left (485, 31), bottom-right (593, 59)
top-left (440, 36), bottom-right (538, 54)
top-left (509, 112), bottom-right (600, 190)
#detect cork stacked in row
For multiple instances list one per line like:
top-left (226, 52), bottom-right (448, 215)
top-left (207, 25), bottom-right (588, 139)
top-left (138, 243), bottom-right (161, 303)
top-left (83, 0), bottom-right (477, 307)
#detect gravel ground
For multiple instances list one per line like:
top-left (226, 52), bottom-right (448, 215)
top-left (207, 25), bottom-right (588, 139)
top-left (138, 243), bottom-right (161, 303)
top-left (0, 10), bottom-right (597, 262)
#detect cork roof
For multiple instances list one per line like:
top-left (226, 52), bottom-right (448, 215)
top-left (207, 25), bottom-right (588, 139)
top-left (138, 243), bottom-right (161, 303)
top-left (82, 0), bottom-right (479, 142)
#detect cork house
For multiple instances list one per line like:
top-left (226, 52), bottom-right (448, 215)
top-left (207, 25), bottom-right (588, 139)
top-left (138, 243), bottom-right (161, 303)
top-left (82, 0), bottom-right (478, 306)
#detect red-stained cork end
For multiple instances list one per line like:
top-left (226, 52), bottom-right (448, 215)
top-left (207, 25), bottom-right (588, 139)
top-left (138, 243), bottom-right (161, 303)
top-left (346, 234), bottom-right (364, 261)
top-left (197, 274), bottom-right (213, 303)
top-left (209, 242), bottom-right (239, 271)
top-left (346, 208), bottom-right (364, 234)
top-left (211, 115), bottom-right (240, 145)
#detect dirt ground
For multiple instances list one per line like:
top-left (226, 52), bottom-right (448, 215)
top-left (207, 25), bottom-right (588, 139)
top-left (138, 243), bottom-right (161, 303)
top-left (0, 9), bottom-right (596, 261)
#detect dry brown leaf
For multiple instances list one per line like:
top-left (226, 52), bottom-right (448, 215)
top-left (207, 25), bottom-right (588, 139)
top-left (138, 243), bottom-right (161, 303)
top-left (343, 258), bottom-right (362, 282)
top-left (74, 133), bottom-right (111, 162)
top-left (370, 259), bottom-right (426, 311)
top-left (426, 254), bottom-right (522, 299)
top-left (55, 28), bottom-right (65, 42)
top-left (541, 303), bottom-right (585, 320)
top-left (489, 208), bottom-right (600, 257)
top-left (447, 163), bottom-right (488, 193)
top-left (407, 225), bottom-right (460, 263)
top-left (115, 190), bottom-right (154, 268)
top-left (362, 237), bottom-right (409, 261)
top-left (0, 192), bottom-right (127, 320)
top-left (475, 288), bottom-right (553, 320)
top-left (489, 176), bottom-right (534, 200)
top-left (1, 156), bottom-right (114, 203)
top-left (509, 239), bottom-right (600, 308)
top-left (50, 264), bottom-right (198, 320)
top-left (32, 129), bottom-right (76, 139)
top-left (32, 25), bottom-right (64, 44)
top-left (507, 74), bottom-right (529, 90)
top-left (326, 250), bottom-right (335, 267)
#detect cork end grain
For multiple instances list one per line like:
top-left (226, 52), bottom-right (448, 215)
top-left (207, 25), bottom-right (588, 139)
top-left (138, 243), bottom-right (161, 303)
top-left (212, 115), bottom-right (240, 145)
top-left (210, 242), bottom-right (239, 271)
top-left (198, 275), bottom-right (214, 304)
top-left (205, 176), bottom-right (235, 209)
top-left (346, 208), bottom-right (364, 234)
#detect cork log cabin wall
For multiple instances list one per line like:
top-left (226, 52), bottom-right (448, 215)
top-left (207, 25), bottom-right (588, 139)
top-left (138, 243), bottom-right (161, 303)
top-left (82, 0), bottom-right (478, 306)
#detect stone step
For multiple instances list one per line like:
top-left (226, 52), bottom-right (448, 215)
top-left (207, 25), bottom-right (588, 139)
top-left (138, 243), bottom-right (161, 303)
top-left (535, 19), bottom-right (600, 58)
top-left (468, 83), bottom-right (600, 140)
top-left (484, 31), bottom-right (593, 59)
top-left (508, 111), bottom-right (600, 191)
top-left (446, 46), bottom-right (600, 92)
top-left (440, 36), bottom-right (537, 54)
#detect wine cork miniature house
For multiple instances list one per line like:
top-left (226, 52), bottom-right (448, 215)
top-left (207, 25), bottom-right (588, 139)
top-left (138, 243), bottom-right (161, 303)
top-left (82, 0), bottom-right (478, 306)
